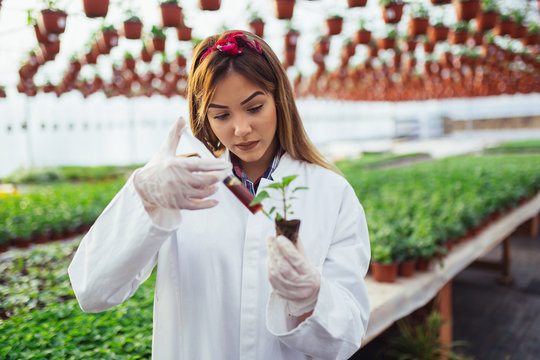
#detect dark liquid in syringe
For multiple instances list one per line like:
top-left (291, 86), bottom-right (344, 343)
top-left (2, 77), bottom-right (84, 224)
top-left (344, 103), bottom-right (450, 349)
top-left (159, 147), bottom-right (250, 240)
top-left (223, 176), bottom-right (262, 214)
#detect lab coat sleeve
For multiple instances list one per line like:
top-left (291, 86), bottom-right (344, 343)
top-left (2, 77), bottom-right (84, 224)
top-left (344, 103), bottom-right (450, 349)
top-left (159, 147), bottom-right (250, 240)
top-left (267, 184), bottom-right (371, 360)
top-left (68, 174), bottom-right (178, 313)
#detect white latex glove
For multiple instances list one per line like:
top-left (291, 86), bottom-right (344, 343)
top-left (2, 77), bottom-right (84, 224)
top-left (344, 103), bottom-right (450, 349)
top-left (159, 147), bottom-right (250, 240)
top-left (267, 235), bottom-right (321, 316)
top-left (133, 117), bottom-right (231, 228)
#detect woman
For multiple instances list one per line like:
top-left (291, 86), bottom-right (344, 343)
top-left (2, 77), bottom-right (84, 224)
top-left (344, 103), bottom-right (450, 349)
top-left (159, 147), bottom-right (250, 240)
top-left (69, 30), bottom-right (370, 360)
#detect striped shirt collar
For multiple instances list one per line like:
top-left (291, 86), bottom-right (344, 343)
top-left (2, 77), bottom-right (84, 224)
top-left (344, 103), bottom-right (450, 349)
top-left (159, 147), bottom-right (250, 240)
top-left (231, 148), bottom-right (284, 195)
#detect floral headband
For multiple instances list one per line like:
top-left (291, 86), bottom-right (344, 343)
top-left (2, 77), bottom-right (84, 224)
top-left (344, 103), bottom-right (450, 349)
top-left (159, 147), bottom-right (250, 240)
top-left (199, 31), bottom-right (263, 64)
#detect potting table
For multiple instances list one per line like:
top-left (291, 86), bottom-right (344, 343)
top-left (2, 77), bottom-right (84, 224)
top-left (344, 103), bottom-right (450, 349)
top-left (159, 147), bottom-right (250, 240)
top-left (362, 192), bottom-right (540, 347)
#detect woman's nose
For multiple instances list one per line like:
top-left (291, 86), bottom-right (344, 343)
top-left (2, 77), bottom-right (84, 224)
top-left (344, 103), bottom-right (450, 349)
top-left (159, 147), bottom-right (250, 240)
top-left (233, 114), bottom-right (251, 137)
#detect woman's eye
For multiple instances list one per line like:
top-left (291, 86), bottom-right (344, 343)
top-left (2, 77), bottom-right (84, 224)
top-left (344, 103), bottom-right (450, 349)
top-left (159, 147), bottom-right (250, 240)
top-left (248, 105), bottom-right (263, 114)
top-left (213, 113), bottom-right (229, 120)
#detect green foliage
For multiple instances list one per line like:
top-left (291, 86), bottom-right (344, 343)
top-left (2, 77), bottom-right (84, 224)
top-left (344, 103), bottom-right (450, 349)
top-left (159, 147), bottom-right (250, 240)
top-left (339, 154), bottom-right (540, 263)
top-left (480, 0), bottom-right (499, 12)
top-left (0, 241), bottom-right (155, 359)
top-left (250, 175), bottom-right (308, 221)
top-left (379, 0), bottom-right (401, 6)
top-left (150, 25), bottom-right (166, 39)
top-left (409, 1), bottom-right (429, 18)
top-left (485, 139), bottom-right (540, 154)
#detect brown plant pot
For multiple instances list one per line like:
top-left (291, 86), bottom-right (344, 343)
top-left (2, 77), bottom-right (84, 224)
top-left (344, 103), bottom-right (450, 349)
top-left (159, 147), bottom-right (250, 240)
top-left (495, 18), bottom-right (513, 36)
top-left (522, 33), bottom-right (539, 46)
top-left (141, 48), bottom-right (153, 62)
top-left (123, 19), bottom-right (143, 39)
top-left (510, 24), bottom-right (527, 39)
top-left (0, 243), bottom-right (9, 253)
top-left (176, 55), bottom-right (187, 67)
top-left (377, 37), bottom-right (396, 50)
top-left (285, 31), bottom-right (299, 49)
top-left (382, 3), bottom-right (404, 24)
top-left (398, 260), bottom-right (416, 277)
top-left (416, 257), bottom-right (432, 271)
top-left (160, 3), bottom-right (182, 27)
top-left (98, 30), bottom-right (119, 54)
top-left (38, 9), bottom-right (67, 35)
top-left (199, 0), bottom-right (221, 11)
top-left (347, 0), bottom-right (367, 7)
top-left (453, 0), bottom-right (480, 22)
top-left (249, 20), bottom-right (265, 37)
top-left (83, 0), bottom-right (109, 18)
top-left (275, 219), bottom-right (300, 243)
top-left (285, 48), bottom-right (296, 65)
top-left (124, 58), bottom-right (136, 71)
top-left (450, 30), bottom-right (468, 44)
top-left (371, 262), bottom-right (398, 283)
top-left (409, 17), bottom-right (429, 37)
top-left (431, 0), bottom-right (451, 4)
top-left (315, 38), bottom-right (330, 55)
top-left (151, 37), bottom-right (166, 52)
top-left (34, 24), bottom-right (58, 44)
top-left (274, 0), bottom-right (295, 20)
top-left (355, 29), bottom-right (371, 45)
top-left (177, 25), bottom-right (192, 41)
top-left (427, 25), bottom-right (449, 43)
top-left (326, 17), bottom-right (343, 36)
top-left (39, 40), bottom-right (60, 57)
top-left (475, 11), bottom-right (498, 32)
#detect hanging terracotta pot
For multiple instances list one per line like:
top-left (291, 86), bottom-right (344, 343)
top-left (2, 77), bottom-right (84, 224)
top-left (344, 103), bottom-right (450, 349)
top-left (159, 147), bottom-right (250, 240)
top-left (141, 47), bottom-right (153, 62)
top-left (377, 37), bottom-right (396, 50)
top-left (177, 24), bottom-right (192, 41)
top-left (408, 17), bottom-right (429, 37)
top-left (510, 24), bottom-right (527, 39)
top-left (495, 18), bottom-right (513, 36)
top-left (405, 39), bottom-right (417, 52)
top-left (38, 9), bottom-right (67, 34)
top-left (355, 29), bottom-right (371, 45)
top-left (521, 33), bottom-right (539, 46)
top-left (347, 0), bottom-right (367, 7)
top-left (423, 41), bottom-right (435, 52)
top-left (151, 37), bottom-right (166, 53)
top-left (123, 17), bottom-right (143, 39)
top-left (427, 24), bottom-right (449, 43)
top-left (34, 24), bottom-right (58, 44)
top-left (475, 10), bottom-right (498, 32)
top-left (249, 19), bottom-right (265, 38)
top-left (382, 2), bottom-right (404, 24)
top-left (176, 54), bottom-right (187, 67)
top-left (83, 0), bottom-right (109, 18)
top-left (160, 3), bottom-right (182, 27)
top-left (325, 16), bottom-right (343, 36)
top-left (97, 28), bottom-right (119, 54)
top-left (85, 48), bottom-right (98, 65)
top-left (274, 0), bottom-right (295, 20)
top-left (449, 30), bottom-right (468, 44)
top-left (285, 48), bottom-right (296, 66)
top-left (453, 0), bottom-right (480, 22)
top-left (284, 30), bottom-right (299, 50)
top-left (124, 57), bottom-right (136, 71)
top-left (315, 36), bottom-right (330, 55)
top-left (199, 0), bottom-right (221, 11)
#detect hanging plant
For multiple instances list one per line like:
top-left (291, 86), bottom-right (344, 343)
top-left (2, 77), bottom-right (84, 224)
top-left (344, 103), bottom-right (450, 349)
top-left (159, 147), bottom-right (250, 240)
top-left (175, 50), bottom-right (187, 67)
top-left (377, 25), bottom-right (398, 50)
top-left (38, 1), bottom-right (67, 35)
top-left (97, 25), bottom-right (118, 54)
top-left (177, 20), bottom-right (192, 41)
top-left (427, 18), bottom-right (449, 43)
top-left (83, 0), bottom-right (109, 18)
top-left (140, 42), bottom-right (153, 62)
top-left (123, 13), bottom-right (143, 40)
top-left (475, 0), bottom-right (499, 32)
top-left (449, 21), bottom-right (469, 44)
top-left (149, 25), bottom-right (167, 52)
top-left (380, 0), bottom-right (404, 25)
top-left (408, 2), bottom-right (429, 37)
top-left (347, 0), bottom-right (367, 8)
top-left (494, 12), bottom-right (513, 36)
top-left (274, 0), bottom-right (295, 20)
top-left (355, 18), bottom-right (371, 45)
top-left (160, 0), bottom-right (182, 27)
top-left (123, 51), bottom-right (136, 71)
top-left (199, 0), bottom-right (221, 11)
top-left (284, 22), bottom-right (300, 50)
top-left (509, 8), bottom-right (527, 39)
top-left (453, 0), bottom-right (480, 22)
top-left (325, 14), bottom-right (343, 36)
top-left (248, 10), bottom-right (265, 38)
top-left (431, 0), bottom-right (451, 4)
top-left (314, 35), bottom-right (331, 55)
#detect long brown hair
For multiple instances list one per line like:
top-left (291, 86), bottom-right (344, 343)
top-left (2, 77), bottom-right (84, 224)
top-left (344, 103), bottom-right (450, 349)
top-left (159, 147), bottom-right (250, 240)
top-left (187, 30), bottom-right (340, 174)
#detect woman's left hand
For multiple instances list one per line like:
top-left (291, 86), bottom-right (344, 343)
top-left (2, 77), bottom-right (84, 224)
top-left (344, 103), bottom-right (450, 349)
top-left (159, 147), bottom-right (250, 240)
top-left (266, 235), bottom-right (321, 316)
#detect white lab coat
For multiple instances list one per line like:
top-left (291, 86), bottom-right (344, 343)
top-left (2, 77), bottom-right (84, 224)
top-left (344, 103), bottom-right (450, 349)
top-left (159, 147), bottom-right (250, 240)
top-left (68, 151), bottom-right (371, 360)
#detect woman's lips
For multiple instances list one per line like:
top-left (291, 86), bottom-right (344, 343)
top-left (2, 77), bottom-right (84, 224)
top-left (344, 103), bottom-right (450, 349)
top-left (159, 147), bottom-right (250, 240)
top-left (236, 141), bottom-right (259, 151)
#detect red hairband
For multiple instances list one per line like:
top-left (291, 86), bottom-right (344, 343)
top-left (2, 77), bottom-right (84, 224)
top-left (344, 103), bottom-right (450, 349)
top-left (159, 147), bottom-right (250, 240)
top-left (199, 31), bottom-right (262, 64)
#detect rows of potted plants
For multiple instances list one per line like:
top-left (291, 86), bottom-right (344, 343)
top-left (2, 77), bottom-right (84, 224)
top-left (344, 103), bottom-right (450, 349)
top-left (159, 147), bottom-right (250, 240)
top-left (0, 179), bottom-right (125, 251)
top-left (338, 153), bottom-right (540, 283)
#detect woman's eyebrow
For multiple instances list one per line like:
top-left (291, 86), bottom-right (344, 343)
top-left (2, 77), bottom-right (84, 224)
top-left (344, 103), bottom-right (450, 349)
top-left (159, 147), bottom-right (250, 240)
top-left (208, 91), bottom-right (265, 109)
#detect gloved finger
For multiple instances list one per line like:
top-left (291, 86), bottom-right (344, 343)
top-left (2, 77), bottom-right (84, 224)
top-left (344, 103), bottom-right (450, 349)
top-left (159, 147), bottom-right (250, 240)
top-left (164, 117), bottom-right (186, 155)
top-left (184, 185), bottom-right (219, 200)
top-left (182, 157), bottom-right (231, 172)
top-left (182, 198), bottom-right (220, 211)
top-left (185, 173), bottom-right (222, 189)
top-left (275, 235), bottom-right (312, 274)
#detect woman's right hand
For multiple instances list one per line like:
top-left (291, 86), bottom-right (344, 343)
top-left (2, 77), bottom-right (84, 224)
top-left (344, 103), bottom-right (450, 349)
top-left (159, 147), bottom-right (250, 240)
top-left (133, 117), bottom-right (230, 227)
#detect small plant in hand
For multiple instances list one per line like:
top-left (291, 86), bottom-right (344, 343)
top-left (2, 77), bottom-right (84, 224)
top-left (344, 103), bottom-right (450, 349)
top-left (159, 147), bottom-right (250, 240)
top-left (250, 174), bottom-right (308, 243)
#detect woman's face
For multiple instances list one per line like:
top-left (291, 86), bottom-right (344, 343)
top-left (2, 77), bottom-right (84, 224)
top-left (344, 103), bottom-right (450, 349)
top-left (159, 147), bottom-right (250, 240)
top-left (207, 71), bottom-right (278, 176)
